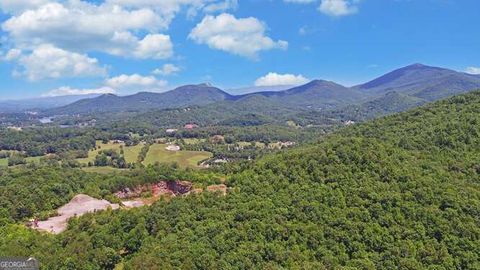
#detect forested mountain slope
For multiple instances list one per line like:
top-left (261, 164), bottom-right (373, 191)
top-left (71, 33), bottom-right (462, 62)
top-left (47, 84), bottom-right (233, 114)
top-left (1, 92), bottom-right (480, 269)
top-left (356, 63), bottom-right (480, 100)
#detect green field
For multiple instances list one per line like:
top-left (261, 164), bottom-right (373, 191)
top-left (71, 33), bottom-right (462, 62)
top-left (123, 143), bottom-right (144, 163)
top-left (237, 141), bottom-right (266, 148)
top-left (0, 155), bottom-right (43, 167)
top-left (77, 141), bottom-right (142, 164)
top-left (143, 143), bottom-right (212, 168)
top-left (183, 138), bottom-right (206, 145)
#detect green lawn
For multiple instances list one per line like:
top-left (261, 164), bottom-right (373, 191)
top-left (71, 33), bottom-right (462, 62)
top-left (76, 141), bottom-right (142, 164)
top-left (183, 138), bottom-right (206, 145)
top-left (0, 155), bottom-right (43, 167)
top-left (123, 143), bottom-right (144, 163)
top-left (144, 143), bottom-right (212, 168)
top-left (26, 156), bottom-right (43, 163)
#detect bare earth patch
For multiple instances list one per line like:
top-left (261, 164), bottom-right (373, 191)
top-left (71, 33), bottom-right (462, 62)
top-left (34, 194), bottom-right (119, 234)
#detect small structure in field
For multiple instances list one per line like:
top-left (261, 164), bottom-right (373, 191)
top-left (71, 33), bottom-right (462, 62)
top-left (279, 141), bottom-right (296, 148)
top-left (166, 128), bottom-right (178, 134)
top-left (165, 144), bottom-right (181, 151)
top-left (184, 124), bottom-right (199, 130)
top-left (213, 159), bottom-right (228, 164)
top-left (7, 126), bottom-right (22, 131)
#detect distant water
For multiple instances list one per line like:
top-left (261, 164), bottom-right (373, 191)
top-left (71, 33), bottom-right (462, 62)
top-left (39, 117), bottom-right (53, 124)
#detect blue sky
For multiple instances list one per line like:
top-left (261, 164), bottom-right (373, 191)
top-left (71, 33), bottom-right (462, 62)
top-left (0, 0), bottom-right (479, 100)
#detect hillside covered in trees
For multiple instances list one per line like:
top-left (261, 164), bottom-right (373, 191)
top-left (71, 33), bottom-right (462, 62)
top-left (1, 91), bottom-right (480, 269)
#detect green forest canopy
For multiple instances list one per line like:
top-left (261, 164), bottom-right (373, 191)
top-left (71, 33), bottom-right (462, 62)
top-left (0, 91), bottom-right (479, 269)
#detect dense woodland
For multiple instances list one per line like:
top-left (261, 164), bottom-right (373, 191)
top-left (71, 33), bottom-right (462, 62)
top-left (0, 91), bottom-right (478, 269)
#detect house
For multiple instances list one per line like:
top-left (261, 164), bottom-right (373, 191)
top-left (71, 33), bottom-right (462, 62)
top-left (184, 124), bottom-right (199, 130)
top-left (165, 145), bottom-right (181, 151)
top-left (166, 128), bottom-right (178, 134)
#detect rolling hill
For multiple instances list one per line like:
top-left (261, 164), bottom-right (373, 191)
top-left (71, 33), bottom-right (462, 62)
top-left (252, 79), bottom-right (367, 109)
top-left (5, 91), bottom-right (480, 269)
top-left (42, 64), bottom-right (480, 117)
top-left (0, 94), bottom-right (101, 113)
top-left (46, 84), bottom-right (234, 115)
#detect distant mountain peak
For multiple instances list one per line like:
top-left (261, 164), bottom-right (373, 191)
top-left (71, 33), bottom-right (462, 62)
top-left (406, 63), bottom-right (427, 69)
top-left (99, 93), bottom-right (118, 98)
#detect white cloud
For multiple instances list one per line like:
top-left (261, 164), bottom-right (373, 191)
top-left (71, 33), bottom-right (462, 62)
top-left (0, 0), bottom-right (50, 14)
top-left (152, 64), bottom-right (181, 76)
top-left (465, 67), bottom-right (480, 75)
top-left (17, 44), bottom-right (106, 81)
top-left (4, 48), bottom-right (22, 61)
top-left (105, 74), bottom-right (167, 90)
top-left (133, 34), bottom-right (173, 59)
top-left (2, 2), bottom-right (173, 59)
top-left (189, 13), bottom-right (288, 59)
top-left (43, 86), bottom-right (116, 97)
top-left (254, 72), bottom-right (309, 86)
top-left (107, 0), bottom-right (237, 15)
top-left (319, 0), bottom-right (358, 16)
top-left (203, 0), bottom-right (238, 13)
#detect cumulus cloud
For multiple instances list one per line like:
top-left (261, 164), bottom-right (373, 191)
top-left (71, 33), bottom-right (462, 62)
top-left (189, 13), bottom-right (288, 59)
top-left (16, 44), bottom-right (106, 81)
top-left (254, 72), bottom-right (309, 86)
top-left (465, 67), bottom-right (480, 75)
top-left (203, 0), bottom-right (238, 13)
top-left (43, 86), bottom-right (116, 97)
top-left (319, 0), bottom-right (359, 16)
top-left (105, 74), bottom-right (167, 91)
top-left (2, 2), bottom-right (173, 59)
top-left (4, 48), bottom-right (22, 61)
top-left (152, 64), bottom-right (181, 76)
top-left (133, 34), bottom-right (173, 59)
top-left (0, 0), bottom-right (50, 14)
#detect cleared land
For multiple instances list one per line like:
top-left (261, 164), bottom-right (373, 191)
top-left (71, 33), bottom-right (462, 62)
top-left (144, 143), bottom-right (212, 168)
top-left (0, 155), bottom-right (43, 167)
top-left (123, 143), bottom-right (144, 163)
top-left (76, 141), bottom-right (142, 164)
top-left (183, 138), bottom-right (206, 144)
top-left (34, 194), bottom-right (119, 234)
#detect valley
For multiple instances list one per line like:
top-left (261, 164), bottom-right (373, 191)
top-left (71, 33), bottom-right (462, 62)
top-left (0, 66), bottom-right (480, 270)
top-left (0, 91), bottom-right (479, 269)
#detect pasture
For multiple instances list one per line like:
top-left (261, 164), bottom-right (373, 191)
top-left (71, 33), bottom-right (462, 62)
top-left (76, 141), bottom-right (142, 164)
top-left (143, 143), bottom-right (212, 168)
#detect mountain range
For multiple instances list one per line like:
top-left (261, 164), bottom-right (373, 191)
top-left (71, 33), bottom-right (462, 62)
top-left (4, 64), bottom-right (480, 117)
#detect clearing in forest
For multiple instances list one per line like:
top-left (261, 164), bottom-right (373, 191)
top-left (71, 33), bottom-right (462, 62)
top-left (76, 140), bottom-right (143, 164)
top-left (143, 143), bottom-right (212, 168)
